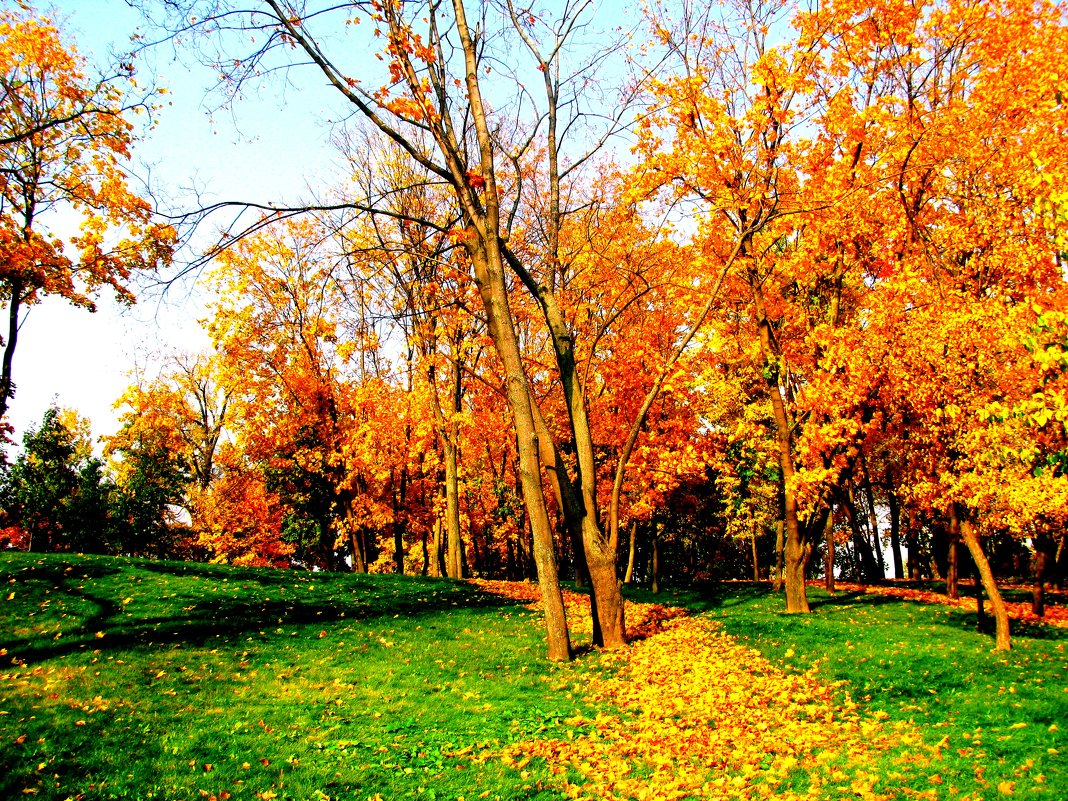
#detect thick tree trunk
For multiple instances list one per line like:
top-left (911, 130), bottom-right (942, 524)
top-left (467, 239), bottom-right (571, 660)
top-left (959, 518), bottom-right (1011, 650)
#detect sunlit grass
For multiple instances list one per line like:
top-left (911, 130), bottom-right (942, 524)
top-left (4, 553), bottom-right (1065, 800)
top-left (636, 582), bottom-right (1068, 800)
top-left (0, 552), bottom-right (588, 800)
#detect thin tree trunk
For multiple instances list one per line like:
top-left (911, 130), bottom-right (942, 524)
top-left (861, 464), bottom-right (884, 580)
top-left (650, 527), bottom-right (660, 595)
top-left (0, 285), bottom-right (22, 422)
top-left (906, 509), bottom-right (921, 580)
top-left (1032, 538), bottom-right (1050, 617)
top-left (350, 527), bottom-right (367, 573)
top-left (887, 488), bottom-right (905, 580)
top-left (751, 522), bottom-right (760, 582)
top-left (749, 272), bottom-right (808, 612)
top-left (772, 520), bottom-right (785, 591)
top-left (947, 509), bottom-right (960, 600)
top-left (959, 517), bottom-right (1011, 650)
top-left (824, 508), bottom-right (836, 593)
top-left (625, 519), bottom-right (639, 585)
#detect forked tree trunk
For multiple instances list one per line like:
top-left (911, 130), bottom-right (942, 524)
top-left (959, 518), bottom-right (1011, 650)
top-left (467, 240), bottom-right (571, 660)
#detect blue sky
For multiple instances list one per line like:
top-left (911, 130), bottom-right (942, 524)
top-left (6, 0), bottom-right (344, 449)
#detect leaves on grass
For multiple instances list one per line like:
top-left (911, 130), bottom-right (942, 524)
top-left (485, 584), bottom-right (939, 800)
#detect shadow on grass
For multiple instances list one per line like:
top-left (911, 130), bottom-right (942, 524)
top-left (0, 554), bottom-right (523, 666)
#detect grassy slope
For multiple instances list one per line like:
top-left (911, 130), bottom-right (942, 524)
top-left (632, 582), bottom-right (1068, 800)
top-left (0, 552), bottom-right (587, 800)
top-left (2, 552), bottom-right (1065, 800)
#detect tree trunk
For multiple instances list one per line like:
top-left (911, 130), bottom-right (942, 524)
top-left (749, 272), bottom-right (808, 613)
top-left (861, 466), bottom-right (884, 580)
top-left (772, 520), bottom-right (785, 591)
top-left (906, 509), bottom-right (921, 580)
top-left (947, 509), bottom-right (961, 600)
top-left (624, 519), bottom-right (639, 585)
top-left (824, 508), bottom-right (836, 593)
top-left (466, 237), bottom-right (571, 660)
top-left (1032, 539), bottom-right (1050, 617)
top-left (444, 435), bottom-right (462, 579)
top-left (0, 284), bottom-right (22, 422)
top-left (959, 517), bottom-right (1011, 650)
top-left (350, 527), bottom-right (367, 573)
top-left (650, 528), bottom-right (660, 595)
top-left (887, 488), bottom-right (905, 580)
top-left (751, 522), bottom-right (760, 582)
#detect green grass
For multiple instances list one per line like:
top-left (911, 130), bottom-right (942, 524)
top-left (0, 552), bottom-right (592, 800)
top-left (3, 553), bottom-right (1066, 800)
top-left (633, 581), bottom-right (1068, 800)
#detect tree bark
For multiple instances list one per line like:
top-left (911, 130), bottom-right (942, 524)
top-left (625, 519), bottom-right (639, 585)
top-left (1, 284), bottom-right (22, 422)
top-left (887, 487), bottom-right (905, 580)
top-left (947, 508), bottom-right (961, 600)
top-left (861, 463), bottom-right (884, 579)
top-left (772, 520), bottom-right (785, 591)
top-left (749, 271), bottom-right (808, 612)
top-left (824, 508), bottom-right (836, 593)
top-left (650, 528), bottom-right (660, 594)
top-left (751, 522), bottom-right (760, 582)
top-left (959, 517), bottom-right (1011, 650)
top-left (1032, 536), bottom-right (1051, 617)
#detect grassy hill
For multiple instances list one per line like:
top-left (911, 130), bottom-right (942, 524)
top-left (1, 551), bottom-right (1065, 800)
top-left (0, 552), bottom-right (584, 800)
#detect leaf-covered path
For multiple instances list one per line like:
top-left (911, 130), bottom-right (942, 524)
top-left (473, 581), bottom-right (942, 801)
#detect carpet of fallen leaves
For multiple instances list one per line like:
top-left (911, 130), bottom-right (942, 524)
top-left (826, 581), bottom-right (1068, 629)
top-left (470, 580), bottom-right (945, 801)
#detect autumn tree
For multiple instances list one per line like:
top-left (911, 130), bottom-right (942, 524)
top-left (137, 0), bottom-right (657, 659)
top-left (0, 8), bottom-right (175, 424)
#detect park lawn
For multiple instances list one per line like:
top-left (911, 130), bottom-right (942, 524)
top-left (0, 552), bottom-right (590, 800)
top-left (1, 552), bottom-right (1065, 801)
top-left (635, 581), bottom-right (1068, 800)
